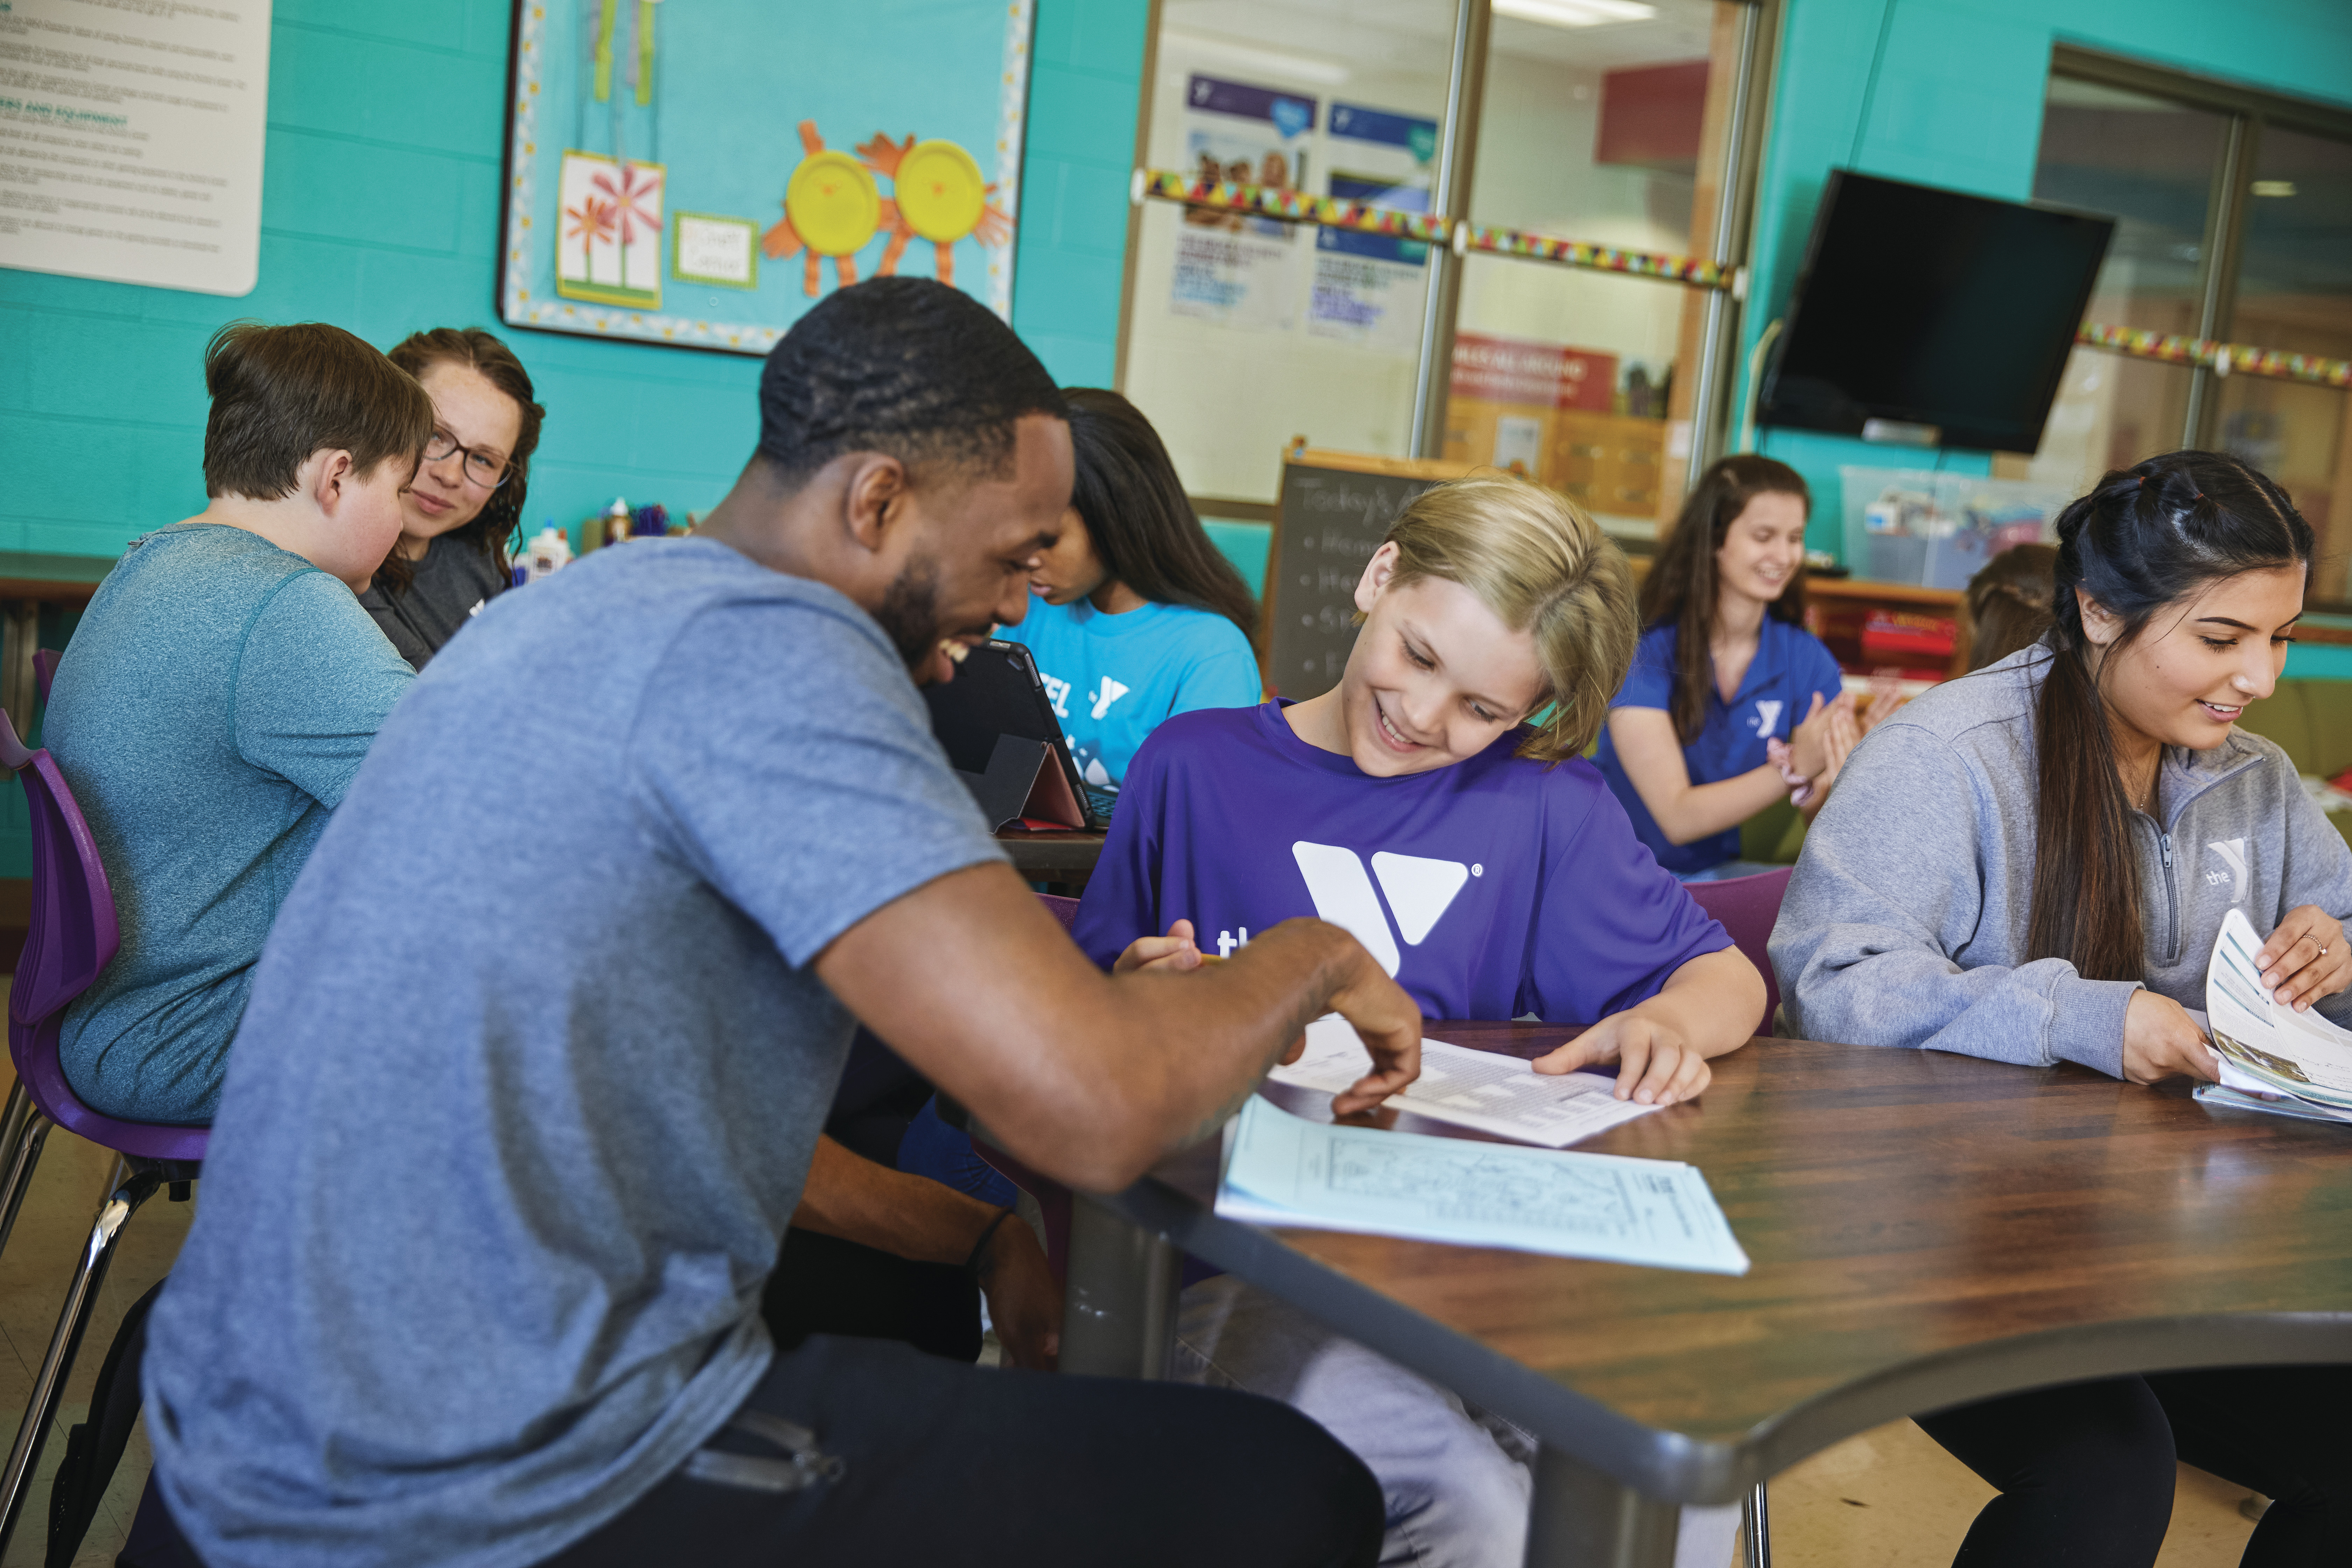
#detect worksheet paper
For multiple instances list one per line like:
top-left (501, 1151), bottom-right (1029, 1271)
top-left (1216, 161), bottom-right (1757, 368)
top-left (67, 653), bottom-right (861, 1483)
top-left (2205, 906), bottom-right (2352, 1113)
top-left (1215, 1096), bottom-right (1751, 1274)
top-left (1266, 1017), bottom-right (1661, 1147)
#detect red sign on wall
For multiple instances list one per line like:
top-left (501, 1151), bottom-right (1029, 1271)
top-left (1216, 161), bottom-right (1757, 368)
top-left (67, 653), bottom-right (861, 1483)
top-left (1449, 333), bottom-right (1616, 411)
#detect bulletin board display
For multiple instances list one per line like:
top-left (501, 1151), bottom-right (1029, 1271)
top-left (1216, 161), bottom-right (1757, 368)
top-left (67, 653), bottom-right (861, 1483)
top-left (500, 0), bottom-right (1034, 355)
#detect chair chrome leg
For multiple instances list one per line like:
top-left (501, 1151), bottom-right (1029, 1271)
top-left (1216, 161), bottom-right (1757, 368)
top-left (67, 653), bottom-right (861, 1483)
top-left (0, 1158), bottom-right (160, 1561)
top-left (0, 1095), bottom-right (51, 1275)
top-left (1741, 1480), bottom-right (1771, 1568)
top-left (0, 1080), bottom-right (28, 1166)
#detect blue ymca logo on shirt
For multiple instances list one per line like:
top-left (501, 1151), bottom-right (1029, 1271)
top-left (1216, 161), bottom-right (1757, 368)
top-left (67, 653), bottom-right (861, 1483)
top-left (1592, 617), bottom-right (1846, 877)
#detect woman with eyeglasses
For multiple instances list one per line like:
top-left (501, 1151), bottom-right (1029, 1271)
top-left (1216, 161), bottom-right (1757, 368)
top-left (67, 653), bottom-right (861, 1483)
top-left (359, 327), bottom-right (546, 668)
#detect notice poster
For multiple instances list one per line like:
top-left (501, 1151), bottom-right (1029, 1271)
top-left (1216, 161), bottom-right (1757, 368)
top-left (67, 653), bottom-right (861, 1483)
top-left (1308, 102), bottom-right (1435, 350)
top-left (1170, 75), bottom-right (1314, 331)
top-left (0, 0), bottom-right (271, 296)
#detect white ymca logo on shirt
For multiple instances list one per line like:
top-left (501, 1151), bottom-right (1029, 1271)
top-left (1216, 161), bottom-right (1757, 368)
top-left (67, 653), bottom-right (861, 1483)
top-left (2205, 839), bottom-right (2250, 904)
top-left (1751, 699), bottom-right (1783, 737)
top-left (1090, 678), bottom-right (1129, 721)
top-left (1283, 841), bottom-right (1480, 976)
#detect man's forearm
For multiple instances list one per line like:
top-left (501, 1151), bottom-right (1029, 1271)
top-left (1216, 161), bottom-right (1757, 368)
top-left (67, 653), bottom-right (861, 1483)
top-left (1101, 918), bottom-right (1363, 1148)
top-left (791, 1134), bottom-right (1000, 1264)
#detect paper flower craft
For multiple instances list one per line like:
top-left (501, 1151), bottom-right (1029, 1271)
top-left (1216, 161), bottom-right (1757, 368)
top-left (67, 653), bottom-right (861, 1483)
top-left (856, 132), bottom-right (1012, 288)
top-left (588, 162), bottom-right (663, 291)
top-left (564, 194), bottom-right (617, 278)
top-left (763, 121), bottom-right (886, 297)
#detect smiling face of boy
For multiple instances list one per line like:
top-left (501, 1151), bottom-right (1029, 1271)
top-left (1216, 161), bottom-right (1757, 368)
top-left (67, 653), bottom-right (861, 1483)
top-left (1286, 541), bottom-right (1547, 778)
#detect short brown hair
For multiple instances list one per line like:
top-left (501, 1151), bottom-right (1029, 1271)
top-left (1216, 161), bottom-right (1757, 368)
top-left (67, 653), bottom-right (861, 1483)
top-left (1381, 477), bottom-right (1638, 763)
top-left (201, 321), bottom-right (434, 501)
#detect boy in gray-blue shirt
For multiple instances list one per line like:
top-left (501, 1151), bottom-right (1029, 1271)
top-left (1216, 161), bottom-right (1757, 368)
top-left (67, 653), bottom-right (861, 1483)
top-left (142, 281), bottom-right (1413, 1568)
top-left (45, 322), bottom-right (429, 1123)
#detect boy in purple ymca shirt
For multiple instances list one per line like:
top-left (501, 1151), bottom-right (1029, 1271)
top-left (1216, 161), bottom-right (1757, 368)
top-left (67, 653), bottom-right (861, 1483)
top-left (1074, 477), bottom-right (1764, 1568)
top-left (1073, 700), bottom-right (1728, 1022)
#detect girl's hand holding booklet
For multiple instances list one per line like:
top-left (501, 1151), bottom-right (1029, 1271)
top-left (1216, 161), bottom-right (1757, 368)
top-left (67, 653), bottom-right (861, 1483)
top-left (2199, 907), bottom-right (2352, 1124)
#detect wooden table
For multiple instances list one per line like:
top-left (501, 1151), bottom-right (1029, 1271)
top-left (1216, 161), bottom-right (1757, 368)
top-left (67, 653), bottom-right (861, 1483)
top-left (993, 826), bottom-right (1105, 884)
top-left (1059, 1025), bottom-right (2352, 1566)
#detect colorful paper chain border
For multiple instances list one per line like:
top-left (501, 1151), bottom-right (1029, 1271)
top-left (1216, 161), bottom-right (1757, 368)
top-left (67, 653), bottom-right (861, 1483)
top-left (1138, 168), bottom-right (1731, 289)
top-left (1138, 169), bottom-right (1451, 243)
top-left (2076, 322), bottom-right (2352, 390)
top-left (1141, 172), bottom-right (2352, 390)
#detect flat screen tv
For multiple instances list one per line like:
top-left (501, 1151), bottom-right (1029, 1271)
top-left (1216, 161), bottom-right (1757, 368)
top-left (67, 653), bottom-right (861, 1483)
top-left (1759, 170), bottom-right (2115, 453)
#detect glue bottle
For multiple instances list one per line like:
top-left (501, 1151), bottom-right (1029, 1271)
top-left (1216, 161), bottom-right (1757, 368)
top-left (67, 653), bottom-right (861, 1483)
top-left (520, 522), bottom-right (573, 582)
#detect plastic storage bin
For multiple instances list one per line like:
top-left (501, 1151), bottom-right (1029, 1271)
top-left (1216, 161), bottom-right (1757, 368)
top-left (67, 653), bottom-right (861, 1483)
top-left (1839, 468), bottom-right (2073, 589)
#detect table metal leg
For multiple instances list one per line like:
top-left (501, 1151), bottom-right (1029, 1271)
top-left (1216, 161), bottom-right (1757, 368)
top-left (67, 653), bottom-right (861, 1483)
top-left (1741, 1481), bottom-right (1771, 1567)
top-left (1060, 1190), bottom-right (1180, 1379)
top-left (1525, 1442), bottom-right (1679, 1568)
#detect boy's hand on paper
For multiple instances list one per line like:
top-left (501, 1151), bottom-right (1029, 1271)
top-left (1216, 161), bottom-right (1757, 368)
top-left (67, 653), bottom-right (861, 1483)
top-left (1532, 1017), bottom-right (1711, 1106)
top-left (2256, 905), bottom-right (2350, 1011)
top-left (974, 1214), bottom-right (1062, 1371)
top-left (1115, 918), bottom-right (1204, 974)
top-left (2122, 990), bottom-right (2219, 1085)
top-left (1323, 957), bottom-right (1421, 1117)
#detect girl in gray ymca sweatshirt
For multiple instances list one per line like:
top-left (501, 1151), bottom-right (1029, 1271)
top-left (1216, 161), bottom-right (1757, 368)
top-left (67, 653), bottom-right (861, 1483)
top-left (1773, 460), bottom-right (2352, 1079)
top-left (1770, 450), bottom-right (2352, 1568)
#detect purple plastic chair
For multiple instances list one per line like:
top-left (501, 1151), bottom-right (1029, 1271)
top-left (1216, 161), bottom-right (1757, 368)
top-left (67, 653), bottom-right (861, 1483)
top-left (30, 649), bottom-right (56, 709)
top-left (1684, 866), bottom-right (1793, 1037)
top-left (0, 707), bottom-right (203, 1557)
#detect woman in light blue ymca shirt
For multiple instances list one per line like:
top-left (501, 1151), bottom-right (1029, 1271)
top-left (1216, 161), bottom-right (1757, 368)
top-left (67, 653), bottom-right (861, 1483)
top-left (1595, 454), bottom-right (1858, 880)
top-left (999, 388), bottom-right (1261, 820)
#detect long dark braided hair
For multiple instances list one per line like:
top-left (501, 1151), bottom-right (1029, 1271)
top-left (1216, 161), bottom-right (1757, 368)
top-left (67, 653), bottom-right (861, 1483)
top-left (2027, 450), bottom-right (2310, 980)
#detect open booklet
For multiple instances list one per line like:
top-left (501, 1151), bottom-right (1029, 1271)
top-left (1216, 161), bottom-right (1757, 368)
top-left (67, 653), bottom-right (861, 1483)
top-left (1215, 1094), bottom-right (1751, 1274)
top-left (2199, 906), bottom-right (2352, 1124)
top-left (1265, 1016), bottom-right (1663, 1148)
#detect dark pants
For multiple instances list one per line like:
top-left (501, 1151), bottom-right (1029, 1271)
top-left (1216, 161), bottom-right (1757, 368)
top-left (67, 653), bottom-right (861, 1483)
top-left (536, 1333), bottom-right (1382, 1567)
top-left (134, 1335), bottom-right (1381, 1568)
top-left (1916, 1365), bottom-right (2352, 1567)
top-left (763, 1225), bottom-right (982, 1363)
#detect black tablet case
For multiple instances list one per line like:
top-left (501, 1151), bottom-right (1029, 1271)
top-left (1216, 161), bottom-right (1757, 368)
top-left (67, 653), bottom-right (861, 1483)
top-left (922, 640), bottom-right (1097, 832)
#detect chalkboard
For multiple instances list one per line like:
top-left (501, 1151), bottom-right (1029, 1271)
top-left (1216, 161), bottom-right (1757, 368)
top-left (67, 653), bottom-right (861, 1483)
top-left (1263, 450), bottom-right (1477, 699)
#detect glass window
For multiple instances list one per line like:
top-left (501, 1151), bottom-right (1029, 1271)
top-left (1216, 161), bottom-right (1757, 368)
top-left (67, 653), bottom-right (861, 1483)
top-left (2002, 77), bottom-right (2227, 493)
top-left (2218, 124), bottom-right (2352, 596)
top-left (1443, 0), bottom-right (1742, 540)
top-left (2008, 62), bottom-right (2352, 598)
top-left (1121, 0), bottom-right (1460, 504)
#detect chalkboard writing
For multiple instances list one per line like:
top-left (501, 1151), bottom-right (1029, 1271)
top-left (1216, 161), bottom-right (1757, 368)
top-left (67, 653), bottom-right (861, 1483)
top-left (1265, 456), bottom-right (1461, 698)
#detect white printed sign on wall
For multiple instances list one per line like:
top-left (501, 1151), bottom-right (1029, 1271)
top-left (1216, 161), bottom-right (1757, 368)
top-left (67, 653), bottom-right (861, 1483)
top-left (0, 0), bottom-right (272, 296)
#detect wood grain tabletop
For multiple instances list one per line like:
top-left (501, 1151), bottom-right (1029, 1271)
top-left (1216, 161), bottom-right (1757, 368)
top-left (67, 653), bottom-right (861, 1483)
top-left (1138, 1023), bottom-right (2352, 1472)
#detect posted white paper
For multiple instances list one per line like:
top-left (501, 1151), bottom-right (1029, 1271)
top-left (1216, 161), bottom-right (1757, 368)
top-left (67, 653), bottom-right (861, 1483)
top-left (1267, 1016), bottom-right (1660, 1148)
top-left (0, 0), bottom-right (271, 295)
top-left (1216, 1096), bottom-right (1751, 1274)
top-left (2205, 907), bottom-right (2352, 1111)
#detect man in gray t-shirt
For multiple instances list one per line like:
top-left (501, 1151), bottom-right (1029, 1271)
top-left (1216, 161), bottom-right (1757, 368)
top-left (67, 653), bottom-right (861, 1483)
top-left (142, 280), bottom-right (1420, 1568)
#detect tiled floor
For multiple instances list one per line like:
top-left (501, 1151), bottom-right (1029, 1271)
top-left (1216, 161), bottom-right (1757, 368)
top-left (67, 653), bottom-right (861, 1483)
top-left (0, 1077), bottom-right (191, 1567)
top-left (0, 1034), bottom-right (2260, 1566)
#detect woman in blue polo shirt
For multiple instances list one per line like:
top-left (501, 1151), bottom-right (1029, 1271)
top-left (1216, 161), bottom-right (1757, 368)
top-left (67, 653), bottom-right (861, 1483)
top-left (999, 388), bottom-right (1262, 820)
top-left (1596, 454), bottom-right (1858, 880)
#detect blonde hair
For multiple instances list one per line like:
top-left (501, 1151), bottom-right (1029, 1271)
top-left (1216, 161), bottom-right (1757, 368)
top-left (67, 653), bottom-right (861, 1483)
top-left (1379, 476), bottom-right (1637, 762)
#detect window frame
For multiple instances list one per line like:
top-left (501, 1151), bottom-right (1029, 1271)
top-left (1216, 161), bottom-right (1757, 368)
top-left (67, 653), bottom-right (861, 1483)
top-left (1112, 0), bottom-right (1784, 515)
top-left (2049, 44), bottom-right (2352, 449)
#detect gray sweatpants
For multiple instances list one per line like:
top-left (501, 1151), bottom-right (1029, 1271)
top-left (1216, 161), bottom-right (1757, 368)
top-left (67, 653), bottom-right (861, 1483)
top-left (1174, 1278), bottom-right (1742, 1568)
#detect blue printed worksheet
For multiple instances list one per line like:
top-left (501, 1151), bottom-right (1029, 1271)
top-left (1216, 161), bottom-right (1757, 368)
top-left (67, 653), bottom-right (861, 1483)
top-left (1215, 1096), bottom-right (1751, 1275)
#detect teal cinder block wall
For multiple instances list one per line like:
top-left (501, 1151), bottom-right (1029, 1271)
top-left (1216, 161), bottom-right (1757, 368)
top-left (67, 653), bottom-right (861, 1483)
top-left (0, 0), bottom-right (1148, 561)
top-left (1745, 0), bottom-right (2352, 553)
top-left (0, 0), bottom-right (1147, 878)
